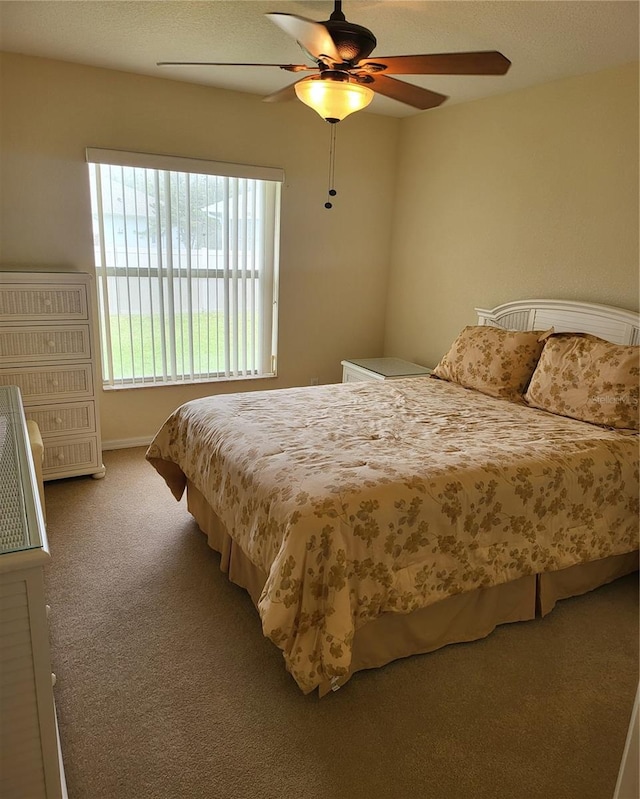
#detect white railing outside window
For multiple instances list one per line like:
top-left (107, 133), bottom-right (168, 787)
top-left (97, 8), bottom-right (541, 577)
top-left (86, 148), bottom-right (282, 388)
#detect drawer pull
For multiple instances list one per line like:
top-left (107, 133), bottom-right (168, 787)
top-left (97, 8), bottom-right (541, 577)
top-left (50, 379), bottom-right (59, 387)
top-left (56, 453), bottom-right (65, 463)
top-left (55, 417), bottom-right (63, 425)
top-left (47, 340), bottom-right (56, 348)
top-left (43, 298), bottom-right (52, 308)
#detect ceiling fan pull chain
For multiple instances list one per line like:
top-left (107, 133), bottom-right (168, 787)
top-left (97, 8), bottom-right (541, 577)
top-left (325, 123), bottom-right (338, 209)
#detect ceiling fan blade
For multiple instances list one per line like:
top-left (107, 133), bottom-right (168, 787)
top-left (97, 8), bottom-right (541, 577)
top-left (367, 75), bottom-right (448, 110)
top-left (157, 61), bottom-right (314, 73)
top-left (266, 12), bottom-right (341, 63)
top-left (262, 81), bottom-right (303, 104)
top-left (359, 51), bottom-right (511, 76)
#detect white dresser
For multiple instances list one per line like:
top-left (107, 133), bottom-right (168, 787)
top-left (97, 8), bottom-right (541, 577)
top-left (0, 385), bottom-right (67, 799)
top-left (341, 357), bottom-right (432, 383)
top-left (0, 271), bottom-right (104, 480)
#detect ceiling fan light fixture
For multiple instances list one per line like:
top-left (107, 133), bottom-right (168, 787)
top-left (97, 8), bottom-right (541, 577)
top-left (294, 78), bottom-right (374, 123)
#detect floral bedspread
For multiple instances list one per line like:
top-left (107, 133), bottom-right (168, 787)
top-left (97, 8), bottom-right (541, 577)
top-left (146, 378), bottom-right (639, 693)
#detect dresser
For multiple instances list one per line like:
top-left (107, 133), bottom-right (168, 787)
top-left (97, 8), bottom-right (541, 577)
top-left (341, 357), bottom-right (432, 383)
top-left (0, 385), bottom-right (67, 799)
top-left (0, 271), bottom-right (104, 480)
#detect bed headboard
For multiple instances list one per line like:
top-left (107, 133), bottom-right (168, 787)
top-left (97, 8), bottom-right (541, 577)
top-left (475, 299), bottom-right (640, 345)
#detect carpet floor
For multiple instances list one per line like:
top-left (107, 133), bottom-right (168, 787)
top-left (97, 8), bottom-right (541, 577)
top-left (43, 447), bottom-right (638, 799)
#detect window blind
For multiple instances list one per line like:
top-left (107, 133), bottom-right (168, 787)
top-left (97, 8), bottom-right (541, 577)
top-left (86, 149), bottom-right (282, 388)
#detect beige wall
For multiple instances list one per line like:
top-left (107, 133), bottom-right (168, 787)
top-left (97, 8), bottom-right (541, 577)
top-left (384, 62), bottom-right (639, 369)
top-left (3, 54), bottom-right (638, 444)
top-left (0, 52), bottom-right (399, 442)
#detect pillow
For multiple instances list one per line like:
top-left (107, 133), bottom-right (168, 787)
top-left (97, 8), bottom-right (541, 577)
top-left (524, 333), bottom-right (639, 430)
top-left (432, 325), bottom-right (548, 402)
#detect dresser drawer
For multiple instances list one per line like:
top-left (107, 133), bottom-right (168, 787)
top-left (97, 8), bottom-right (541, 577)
top-left (43, 436), bottom-right (100, 477)
top-left (0, 283), bottom-right (88, 322)
top-left (342, 368), bottom-right (377, 383)
top-left (0, 578), bottom-right (49, 799)
top-left (0, 364), bottom-right (94, 402)
top-left (25, 401), bottom-right (97, 438)
top-left (0, 325), bottom-right (91, 364)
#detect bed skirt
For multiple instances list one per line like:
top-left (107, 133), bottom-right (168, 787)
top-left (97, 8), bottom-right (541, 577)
top-left (186, 480), bottom-right (638, 696)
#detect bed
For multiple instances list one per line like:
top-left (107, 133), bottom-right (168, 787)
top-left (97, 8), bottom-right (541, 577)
top-left (146, 299), bottom-right (639, 696)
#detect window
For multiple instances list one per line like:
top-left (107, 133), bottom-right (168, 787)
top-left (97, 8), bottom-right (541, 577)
top-left (86, 148), bottom-right (283, 388)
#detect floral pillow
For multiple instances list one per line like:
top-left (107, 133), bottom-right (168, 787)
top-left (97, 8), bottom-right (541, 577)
top-left (432, 325), bottom-right (548, 402)
top-left (524, 333), bottom-right (639, 430)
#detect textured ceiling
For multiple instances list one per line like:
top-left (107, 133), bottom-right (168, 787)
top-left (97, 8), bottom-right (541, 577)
top-left (0, 0), bottom-right (638, 118)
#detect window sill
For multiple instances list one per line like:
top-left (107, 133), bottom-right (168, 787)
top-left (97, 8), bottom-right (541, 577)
top-left (102, 372), bottom-right (277, 391)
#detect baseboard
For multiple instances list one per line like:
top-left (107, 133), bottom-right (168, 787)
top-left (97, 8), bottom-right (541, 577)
top-left (102, 436), bottom-right (153, 451)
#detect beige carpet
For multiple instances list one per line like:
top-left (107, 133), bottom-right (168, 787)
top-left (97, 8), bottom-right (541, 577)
top-left (43, 447), bottom-right (638, 799)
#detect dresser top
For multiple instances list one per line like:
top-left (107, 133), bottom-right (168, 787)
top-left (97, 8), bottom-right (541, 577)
top-left (0, 386), bottom-right (45, 556)
top-left (342, 357), bottom-right (431, 378)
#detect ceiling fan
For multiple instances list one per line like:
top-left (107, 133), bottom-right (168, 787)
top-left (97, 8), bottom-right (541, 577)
top-left (158, 0), bottom-right (512, 122)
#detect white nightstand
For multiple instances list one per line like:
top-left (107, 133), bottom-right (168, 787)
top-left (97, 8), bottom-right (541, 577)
top-left (341, 357), bottom-right (432, 383)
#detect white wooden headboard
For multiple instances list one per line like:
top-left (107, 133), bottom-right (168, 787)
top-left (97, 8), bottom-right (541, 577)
top-left (475, 299), bottom-right (640, 346)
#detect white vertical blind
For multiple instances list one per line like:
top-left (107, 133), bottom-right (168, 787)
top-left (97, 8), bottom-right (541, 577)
top-left (86, 151), bottom-right (282, 388)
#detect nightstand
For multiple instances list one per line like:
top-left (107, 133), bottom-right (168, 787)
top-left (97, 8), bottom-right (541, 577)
top-left (341, 357), bottom-right (432, 383)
